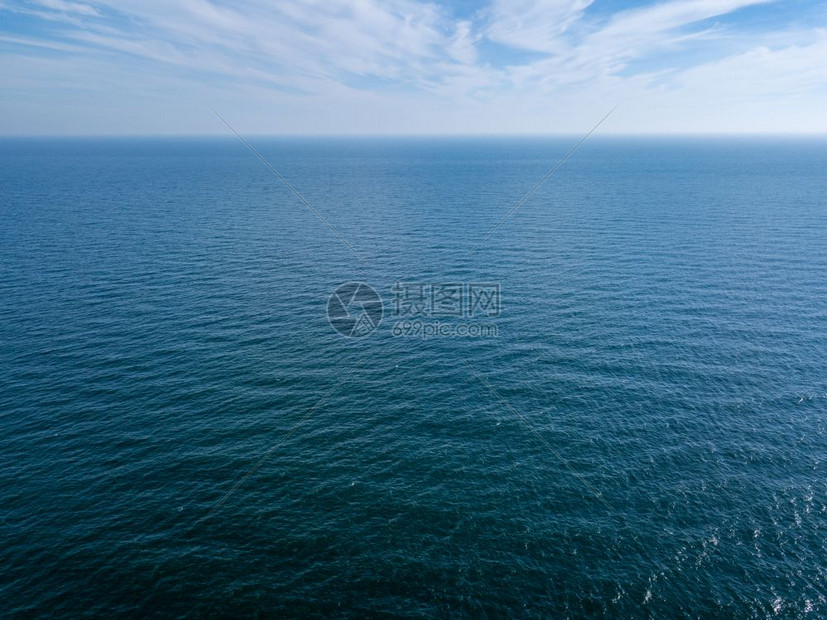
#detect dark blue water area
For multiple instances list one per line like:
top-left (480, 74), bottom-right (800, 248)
top-left (0, 136), bottom-right (825, 617)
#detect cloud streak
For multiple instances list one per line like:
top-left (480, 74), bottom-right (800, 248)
top-left (1, 0), bottom-right (826, 133)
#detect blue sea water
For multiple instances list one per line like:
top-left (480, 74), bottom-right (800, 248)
top-left (0, 137), bottom-right (825, 617)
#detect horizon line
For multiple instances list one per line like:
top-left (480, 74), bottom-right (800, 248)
top-left (3, 132), bottom-right (827, 140)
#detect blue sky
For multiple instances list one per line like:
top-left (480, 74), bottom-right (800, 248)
top-left (1, 0), bottom-right (826, 134)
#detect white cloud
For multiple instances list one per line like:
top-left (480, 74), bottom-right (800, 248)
top-left (484, 0), bottom-right (593, 52)
top-left (0, 0), bottom-right (826, 133)
top-left (32, 0), bottom-right (99, 16)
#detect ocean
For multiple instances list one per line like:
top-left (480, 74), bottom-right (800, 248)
top-left (1, 137), bottom-right (825, 617)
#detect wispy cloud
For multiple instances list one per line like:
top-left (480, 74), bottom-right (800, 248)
top-left (1, 0), bottom-right (826, 133)
top-left (484, 0), bottom-right (593, 53)
top-left (31, 0), bottom-right (100, 16)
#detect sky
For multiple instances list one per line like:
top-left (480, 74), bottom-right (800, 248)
top-left (1, 0), bottom-right (827, 135)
